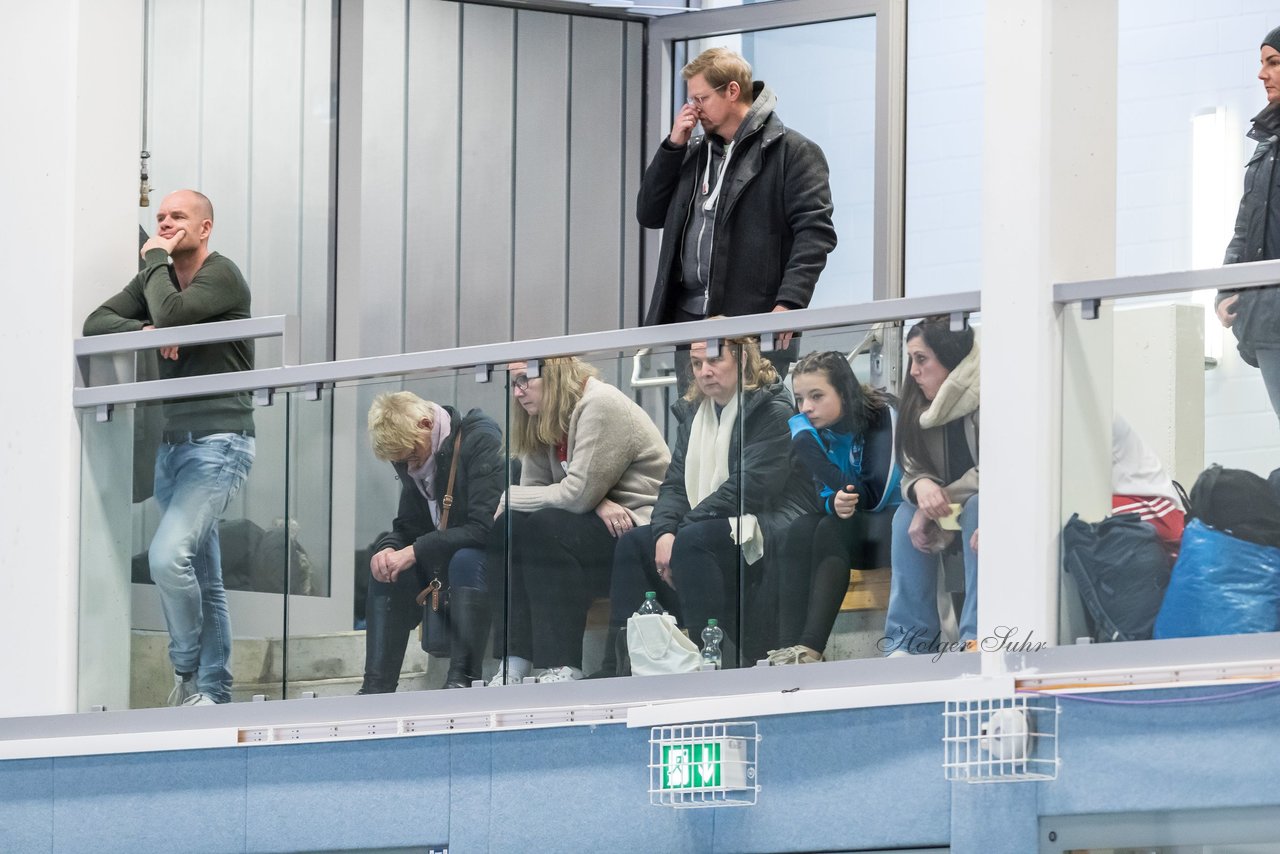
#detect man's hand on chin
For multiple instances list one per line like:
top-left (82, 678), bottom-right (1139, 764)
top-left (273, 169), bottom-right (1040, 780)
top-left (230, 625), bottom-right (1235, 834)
top-left (140, 228), bottom-right (185, 260)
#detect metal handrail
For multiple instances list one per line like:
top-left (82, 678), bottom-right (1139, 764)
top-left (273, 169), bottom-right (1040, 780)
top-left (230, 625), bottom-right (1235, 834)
top-left (1054, 258), bottom-right (1280, 309)
top-left (71, 292), bottom-right (980, 410)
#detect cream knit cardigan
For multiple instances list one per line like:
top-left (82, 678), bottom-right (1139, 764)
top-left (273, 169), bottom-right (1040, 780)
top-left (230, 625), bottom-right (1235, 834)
top-left (506, 377), bottom-right (671, 524)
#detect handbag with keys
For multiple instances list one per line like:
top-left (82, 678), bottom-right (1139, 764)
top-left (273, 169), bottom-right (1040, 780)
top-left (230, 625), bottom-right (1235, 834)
top-left (415, 430), bottom-right (463, 657)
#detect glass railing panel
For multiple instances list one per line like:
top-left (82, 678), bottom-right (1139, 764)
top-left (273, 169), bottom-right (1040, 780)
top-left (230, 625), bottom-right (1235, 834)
top-left (1059, 291), bottom-right (1280, 646)
top-left (78, 391), bottom-right (287, 711)
top-left (314, 368), bottom-right (509, 697)
top-left (493, 349), bottom-right (677, 684)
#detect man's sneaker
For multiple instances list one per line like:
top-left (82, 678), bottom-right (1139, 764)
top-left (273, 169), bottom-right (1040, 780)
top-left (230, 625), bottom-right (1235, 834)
top-left (535, 666), bottom-right (583, 683)
top-left (181, 693), bottom-right (216, 707)
top-left (167, 673), bottom-right (198, 707)
top-left (487, 671), bottom-right (524, 687)
top-left (765, 645), bottom-right (823, 666)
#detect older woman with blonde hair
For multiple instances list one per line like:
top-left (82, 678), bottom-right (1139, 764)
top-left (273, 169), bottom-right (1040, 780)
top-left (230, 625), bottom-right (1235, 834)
top-left (362, 391), bottom-right (503, 692)
top-left (605, 336), bottom-right (815, 671)
top-left (487, 356), bottom-right (670, 684)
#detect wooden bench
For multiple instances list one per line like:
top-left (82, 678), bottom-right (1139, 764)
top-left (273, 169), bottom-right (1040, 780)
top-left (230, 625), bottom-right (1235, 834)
top-left (841, 567), bottom-right (891, 612)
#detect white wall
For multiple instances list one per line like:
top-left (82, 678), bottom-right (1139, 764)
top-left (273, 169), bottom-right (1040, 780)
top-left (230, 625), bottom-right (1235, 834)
top-left (0, 0), bottom-right (143, 717)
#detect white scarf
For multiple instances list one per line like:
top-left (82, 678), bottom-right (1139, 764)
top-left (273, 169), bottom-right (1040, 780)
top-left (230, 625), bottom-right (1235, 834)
top-left (683, 395), bottom-right (764, 564)
top-left (405, 404), bottom-right (452, 526)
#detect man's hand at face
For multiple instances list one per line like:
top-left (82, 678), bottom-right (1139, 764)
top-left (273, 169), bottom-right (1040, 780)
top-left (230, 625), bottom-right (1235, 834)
top-left (669, 104), bottom-right (699, 147)
top-left (140, 228), bottom-right (186, 260)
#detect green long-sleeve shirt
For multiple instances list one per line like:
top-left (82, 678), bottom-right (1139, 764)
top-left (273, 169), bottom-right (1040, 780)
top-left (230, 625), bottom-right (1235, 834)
top-left (83, 248), bottom-right (255, 434)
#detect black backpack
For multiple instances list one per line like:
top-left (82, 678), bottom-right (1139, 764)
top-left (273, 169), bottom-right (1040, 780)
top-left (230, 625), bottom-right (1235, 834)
top-left (1186, 464), bottom-right (1280, 549)
top-left (1062, 512), bottom-right (1174, 642)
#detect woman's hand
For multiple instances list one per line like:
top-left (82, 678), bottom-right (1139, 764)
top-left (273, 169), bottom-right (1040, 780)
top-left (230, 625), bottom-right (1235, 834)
top-left (654, 533), bottom-right (677, 589)
top-left (969, 527), bottom-right (979, 554)
top-left (913, 478), bottom-right (952, 520)
top-left (370, 546), bottom-right (415, 582)
top-left (1216, 294), bottom-right (1240, 328)
top-left (493, 492), bottom-right (506, 521)
top-left (832, 486), bottom-right (860, 519)
top-left (908, 507), bottom-right (954, 554)
top-left (594, 497), bottom-right (635, 538)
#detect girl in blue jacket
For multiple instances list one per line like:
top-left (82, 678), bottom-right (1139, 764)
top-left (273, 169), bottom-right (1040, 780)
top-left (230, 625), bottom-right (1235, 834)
top-left (768, 351), bottom-right (899, 665)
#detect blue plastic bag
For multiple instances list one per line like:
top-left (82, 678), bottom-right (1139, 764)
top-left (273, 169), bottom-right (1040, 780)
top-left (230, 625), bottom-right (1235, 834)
top-left (1154, 518), bottom-right (1280, 638)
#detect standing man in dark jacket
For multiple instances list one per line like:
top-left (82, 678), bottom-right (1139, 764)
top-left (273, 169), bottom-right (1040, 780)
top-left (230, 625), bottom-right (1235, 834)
top-left (363, 392), bottom-right (504, 692)
top-left (83, 190), bottom-right (255, 707)
top-left (637, 47), bottom-right (836, 371)
top-left (1218, 25), bottom-right (1280, 425)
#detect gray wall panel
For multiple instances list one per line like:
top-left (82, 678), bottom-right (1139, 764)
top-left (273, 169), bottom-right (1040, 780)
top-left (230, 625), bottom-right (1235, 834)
top-left (458, 4), bottom-right (515, 347)
top-left (405, 0), bottom-right (461, 352)
top-left (567, 17), bottom-right (625, 334)
top-left (198, 1), bottom-right (252, 273)
top-left (357, 0), bottom-right (409, 356)
top-left (622, 21), bottom-right (644, 329)
top-left (513, 11), bottom-right (570, 341)
top-left (300, 0), bottom-right (336, 364)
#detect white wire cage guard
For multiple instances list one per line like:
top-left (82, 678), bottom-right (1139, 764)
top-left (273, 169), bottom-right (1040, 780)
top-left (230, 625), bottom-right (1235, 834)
top-left (649, 722), bottom-right (761, 808)
top-left (943, 694), bottom-right (1060, 783)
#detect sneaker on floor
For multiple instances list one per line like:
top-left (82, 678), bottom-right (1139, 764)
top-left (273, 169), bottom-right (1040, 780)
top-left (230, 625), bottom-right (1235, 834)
top-left (765, 645), bottom-right (823, 666)
top-left (487, 671), bottom-right (525, 687)
top-left (535, 666), bottom-right (583, 683)
top-left (181, 692), bottom-right (216, 707)
top-left (167, 673), bottom-right (198, 707)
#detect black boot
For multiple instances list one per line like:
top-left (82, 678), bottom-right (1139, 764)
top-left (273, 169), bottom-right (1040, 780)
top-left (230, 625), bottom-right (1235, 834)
top-left (358, 583), bottom-right (418, 694)
top-left (444, 587), bottom-right (490, 689)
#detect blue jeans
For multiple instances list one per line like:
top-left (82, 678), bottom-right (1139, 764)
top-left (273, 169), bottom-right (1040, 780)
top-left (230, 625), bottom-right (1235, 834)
top-left (883, 494), bottom-right (979, 654)
top-left (149, 433), bottom-right (255, 702)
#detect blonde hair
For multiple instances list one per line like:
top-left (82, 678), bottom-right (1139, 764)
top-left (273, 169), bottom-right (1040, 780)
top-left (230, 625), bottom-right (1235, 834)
top-left (511, 357), bottom-right (600, 457)
top-left (683, 336), bottom-right (778, 403)
top-left (682, 47), bottom-right (753, 105)
top-left (368, 391), bottom-right (434, 461)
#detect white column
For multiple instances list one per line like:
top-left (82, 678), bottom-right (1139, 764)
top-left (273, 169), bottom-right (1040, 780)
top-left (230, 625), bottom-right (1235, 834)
top-left (0, 0), bottom-right (143, 717)
top-left (979, 0), bottom-right (1117, 648)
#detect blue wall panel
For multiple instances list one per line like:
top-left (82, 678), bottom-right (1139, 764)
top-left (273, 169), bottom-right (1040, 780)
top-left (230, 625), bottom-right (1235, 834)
top-left (245, 737), bottom-right (452, 852)
top-left (3, 684), bottom-right (1280, 853)
top-left (51, 749), bottom-right (247, 853)
top-left (0, 758), bottom-right (53, 854)
top-left (711, 705), bottom-right (950, 853)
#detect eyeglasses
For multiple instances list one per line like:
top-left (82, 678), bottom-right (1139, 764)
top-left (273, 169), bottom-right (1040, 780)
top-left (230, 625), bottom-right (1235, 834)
top-left (512, 374), bottom-right (532, 392)
top-left (686, 82), bottom-right (728, 108)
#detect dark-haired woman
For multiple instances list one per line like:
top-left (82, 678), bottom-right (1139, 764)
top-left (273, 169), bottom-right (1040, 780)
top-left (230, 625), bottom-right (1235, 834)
top-left (768, 351), bottom-right (899, 665)
top-left (1217, 24), bottom-right (1280, 425)
top-left (883, 317), bottom-right (980, 655)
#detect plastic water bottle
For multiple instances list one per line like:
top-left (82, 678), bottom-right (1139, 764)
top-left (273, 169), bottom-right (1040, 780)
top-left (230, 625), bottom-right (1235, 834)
top-left (636, 591), bottom-right (665, 616)
top-left (701, 619), bottom-right (723, 670)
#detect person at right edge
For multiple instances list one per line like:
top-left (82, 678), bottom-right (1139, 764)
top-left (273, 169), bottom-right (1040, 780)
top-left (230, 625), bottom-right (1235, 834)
top-left (637, 47), bottom-right (837, 376)
top-left (1218, 25), bottom-right (1280, 426)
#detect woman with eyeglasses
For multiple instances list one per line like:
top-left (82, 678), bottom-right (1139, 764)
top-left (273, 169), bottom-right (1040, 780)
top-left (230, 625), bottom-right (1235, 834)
top-left (604, 337), bottom-right (816, 672)
top-left (486, 357), bottom-right (670, 685)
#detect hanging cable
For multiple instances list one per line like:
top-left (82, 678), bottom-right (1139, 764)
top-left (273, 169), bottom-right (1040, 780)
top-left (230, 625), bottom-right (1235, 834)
top-left (139, 0), bottom-right (152, 207)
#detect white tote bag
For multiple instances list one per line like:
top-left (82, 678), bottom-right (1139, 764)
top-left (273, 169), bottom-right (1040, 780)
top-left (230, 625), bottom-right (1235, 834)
top-left (626, 613), bottom-right (703, 676)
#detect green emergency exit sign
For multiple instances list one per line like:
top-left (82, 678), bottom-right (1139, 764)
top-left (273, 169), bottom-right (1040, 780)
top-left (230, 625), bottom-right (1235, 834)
top-left (661, 741), bottom-right (722, 790)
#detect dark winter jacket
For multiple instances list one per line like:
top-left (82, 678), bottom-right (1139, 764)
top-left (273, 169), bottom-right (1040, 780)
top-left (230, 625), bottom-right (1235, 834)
top-left (650, 381), bottom-right (819, 550)
top-left (376, 407), bottom-right (504, 579)
top-left (1220, 102), bottom-right (1280, 364)
top-left (637, 82), bottom-right (837, 325)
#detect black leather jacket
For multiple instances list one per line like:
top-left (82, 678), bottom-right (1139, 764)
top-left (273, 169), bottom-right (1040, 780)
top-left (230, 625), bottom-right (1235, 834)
top-left (377, 407), bottom-right (504, 577)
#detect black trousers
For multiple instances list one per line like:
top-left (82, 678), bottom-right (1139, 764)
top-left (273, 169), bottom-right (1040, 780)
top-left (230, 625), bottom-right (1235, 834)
top-left (608, 520), bottom-right (748, 654)
top-left (777, 511), bottom-right (869, 653)
top-left (488, 508), bottom-right (616, 670)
